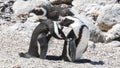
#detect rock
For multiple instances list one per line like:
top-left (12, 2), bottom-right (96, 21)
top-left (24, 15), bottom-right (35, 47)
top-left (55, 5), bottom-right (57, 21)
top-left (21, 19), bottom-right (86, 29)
top-left (105, 24), bottom-right (120, 42)
top-left (97, 23), bottom-right (112, 32)
top-left (90, 30), bottom-right (106, 43)
top-left (12, 0), bottom-right (51, 17)
top-left (71, 1), bottom-right (103, 23)
top-left (105, 41), bottom-right (120, 47)
top-left (88, 41), bottom-right (96, 49)
top-left (72, 0), bottom-right (116, 7)
top-left (50, 0), bottom-right (73, 5)
top-left (0, 1), bottom-right (14, 21)
top-left (97, 4), bottom-right (120, 31)
top-left (13, 65), bottom-right (21, 68)
top-left (71, 0), bottom-right (118, 23)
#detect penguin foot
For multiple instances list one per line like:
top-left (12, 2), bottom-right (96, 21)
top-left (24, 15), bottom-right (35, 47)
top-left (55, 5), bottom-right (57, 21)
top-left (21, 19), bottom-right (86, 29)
top-left (19, 52), bottom-right (34, 58)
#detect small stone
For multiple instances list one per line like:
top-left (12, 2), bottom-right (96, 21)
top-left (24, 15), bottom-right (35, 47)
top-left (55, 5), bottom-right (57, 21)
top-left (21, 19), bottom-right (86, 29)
top-left (13, 65), bottom-right (21, 68)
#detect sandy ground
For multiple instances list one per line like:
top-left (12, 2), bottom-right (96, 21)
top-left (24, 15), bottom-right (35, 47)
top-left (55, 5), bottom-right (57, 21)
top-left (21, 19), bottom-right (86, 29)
top-left (0, 0), bottom-right (120, 68)
top-left (0, 19), bottom-right (120, 68)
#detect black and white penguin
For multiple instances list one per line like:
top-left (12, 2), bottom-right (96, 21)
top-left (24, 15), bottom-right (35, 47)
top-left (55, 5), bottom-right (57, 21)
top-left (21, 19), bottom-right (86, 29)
top-left (28, 5), bottom-right (74, 21)
top-left (19, 16), bottom-right (90, 62)
top-left (59, 16), bottom-right (90, 61)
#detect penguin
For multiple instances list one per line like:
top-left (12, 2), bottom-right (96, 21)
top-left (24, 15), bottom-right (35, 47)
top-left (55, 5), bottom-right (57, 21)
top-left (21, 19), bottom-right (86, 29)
top-left (19, 19), bottom-right (65, 59)
top-left (19, 16), bottom-right (90, 62)
top-left (28, 5), bottom-right (74, 21)
top-left (59, 16), bottom-right (90, 61)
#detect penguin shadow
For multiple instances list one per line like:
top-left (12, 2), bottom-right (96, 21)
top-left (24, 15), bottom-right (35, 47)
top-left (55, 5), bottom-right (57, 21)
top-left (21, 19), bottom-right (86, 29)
top-left (46, 55), bottom-right (104, 65)
top-left (74, 59), bottom-right (104, 65)
top-left (46, 55), bottom-right (61, 60)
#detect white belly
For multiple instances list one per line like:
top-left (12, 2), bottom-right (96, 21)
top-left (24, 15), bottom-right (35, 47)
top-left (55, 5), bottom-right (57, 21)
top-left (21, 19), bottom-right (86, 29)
top-left (75, 27), bottom-right (90, 60)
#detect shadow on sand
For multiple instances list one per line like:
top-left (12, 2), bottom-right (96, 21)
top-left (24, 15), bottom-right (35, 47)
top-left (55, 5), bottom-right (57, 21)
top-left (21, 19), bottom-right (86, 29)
top-left (46, 55), bottom-right (104, 65)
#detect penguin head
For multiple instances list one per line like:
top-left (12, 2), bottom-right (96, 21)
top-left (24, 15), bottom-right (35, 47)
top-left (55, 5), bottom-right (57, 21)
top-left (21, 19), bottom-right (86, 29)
top-left (60, 17), bottom-right (74, 27)
top-left (28, 6), bottom-right (48, 22)
top-left (29, 6), bottom-right (47, 16)
top-left (29, 5), bottom-right (59, 21)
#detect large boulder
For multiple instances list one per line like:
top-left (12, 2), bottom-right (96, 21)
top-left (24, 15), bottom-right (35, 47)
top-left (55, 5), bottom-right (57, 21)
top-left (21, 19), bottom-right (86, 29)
top-left (97, 4), bottom-right (120, 31)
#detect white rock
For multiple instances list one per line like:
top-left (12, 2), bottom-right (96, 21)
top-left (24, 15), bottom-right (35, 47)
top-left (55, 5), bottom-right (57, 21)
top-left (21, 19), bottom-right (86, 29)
top-left (88, 41), bottom-right (96, 49)
top-left (72, 3), bottom-right (102, 14)
top-left (12, 0), bottom-right (51, 17)
top-left (71, 1), bottom-right (103, 23)
top-left (71, 0), bottom-right (118, 23)
top-left (97, 4), bottom-right (120, 31)
top-left (105, 41), bottom-right (120, 47)
top-left (72, 0), bottom-right (116, 7)
top-left (105, 24), bottom-right (120, 41)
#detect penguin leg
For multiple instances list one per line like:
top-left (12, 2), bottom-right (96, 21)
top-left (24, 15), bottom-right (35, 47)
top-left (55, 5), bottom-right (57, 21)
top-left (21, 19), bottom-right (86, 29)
top-left (38, 33), bottom-right (51, 59)
top-left (60, 38), bottom-right (76, 62)
top-left (67, 38), bottom-right (76, 62)
top-left (59, 40), bottom-right (67, 60)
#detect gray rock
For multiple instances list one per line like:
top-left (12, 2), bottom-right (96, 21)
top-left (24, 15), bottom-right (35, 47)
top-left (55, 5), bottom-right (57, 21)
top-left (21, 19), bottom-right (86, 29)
top-left (97, 4), bottom-right (120, 31)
